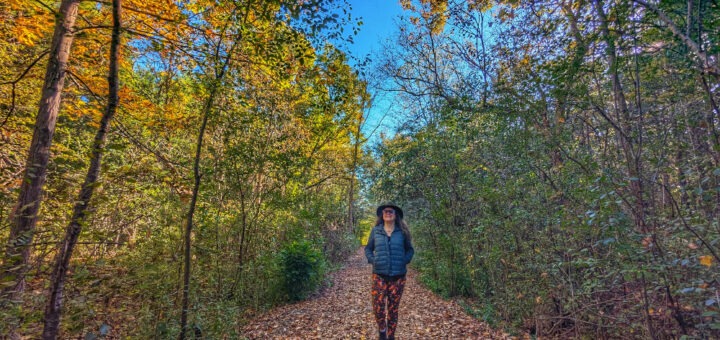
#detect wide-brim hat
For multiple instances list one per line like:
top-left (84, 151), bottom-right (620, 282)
top-left (376, 204), bottom-right (403, 219)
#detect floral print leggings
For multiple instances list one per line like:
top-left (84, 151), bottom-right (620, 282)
top-left (371, 273), bottom-right (407, 338)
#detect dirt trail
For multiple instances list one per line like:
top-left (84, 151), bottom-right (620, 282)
top-left (241, 248), bottom-right (512, 339)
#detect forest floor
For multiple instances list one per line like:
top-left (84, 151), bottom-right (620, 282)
top-left (241, 248), bottom-right (516, 339)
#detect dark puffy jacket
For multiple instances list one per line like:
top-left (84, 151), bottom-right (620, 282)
top-left (364, 225), bottom-right (414, 276)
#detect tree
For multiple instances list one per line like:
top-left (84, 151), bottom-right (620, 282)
top-left (41, 0), bottom-right (122, 337)
top-left (2, 0), bottom-right (80, 304)
top-left (371, 0), bottom-right (720, 337)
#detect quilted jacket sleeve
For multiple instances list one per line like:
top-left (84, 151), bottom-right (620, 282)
top-left (404, 235), bottom-right (414, 264)
top-left (364, 229), bottom-right (375, 264)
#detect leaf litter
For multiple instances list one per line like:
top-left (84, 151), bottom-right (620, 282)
top-left (241, 248), bottom-right (518, 339)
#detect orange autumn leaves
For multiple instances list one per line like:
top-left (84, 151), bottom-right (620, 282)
top-left (3, 0), bottom-right (188, 125)
top-left (4, 0), bottom-right (53, 47)
top-left (4, 0), bottom-right (330, 130)
top-left (699, 255), bottom-right (713, 267)
top-left (686, 242), bottom-right (715, 268)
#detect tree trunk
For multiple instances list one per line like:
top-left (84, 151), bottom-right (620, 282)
top-left (348, 114), bottom-right (362, 233)
top-left (179, 105), bottom-right (209, 340)
top-left (1, 0), bottom-right (80, 302)
top-left (41, 0), bottom-right (121, 338)
top-left (594, 0), bottom-right (648, 234)
top-left (178, 37), bottom-right (237, 339)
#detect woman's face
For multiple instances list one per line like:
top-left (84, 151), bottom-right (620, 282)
top-left (382, 208), bottom-right (396, 224)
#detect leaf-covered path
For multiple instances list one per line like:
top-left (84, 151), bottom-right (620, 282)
top-left (241, 248), bottom-right (513, 339)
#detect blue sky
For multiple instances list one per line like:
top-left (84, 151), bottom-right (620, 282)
top-left (343, 0), bottom-right (404, 61)
top-left (339, 0), bottom-right (406, 145)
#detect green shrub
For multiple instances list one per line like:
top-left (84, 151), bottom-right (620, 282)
top-left (278, 240), bottom-right (325, 301)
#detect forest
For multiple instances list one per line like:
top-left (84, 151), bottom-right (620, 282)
top-left (1, 0), bottom-right (719, 339)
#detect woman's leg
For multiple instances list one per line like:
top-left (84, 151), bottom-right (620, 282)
top-left (385, 275), bottom-right (407, 338)
top-left (371, 274), bottom-right (388, 331)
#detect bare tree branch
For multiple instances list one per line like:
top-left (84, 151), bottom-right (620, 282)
top-left (632, 0), bottom-right (720, 77)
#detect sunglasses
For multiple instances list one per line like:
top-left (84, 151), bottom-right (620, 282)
top-left (382, 209), bottom-right (396, 214)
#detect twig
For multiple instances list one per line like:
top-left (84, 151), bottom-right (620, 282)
top-left (659, 181), bottom-right (720, 264)
top-left (0, 50), bottom-right (50, 128)
top-left (32, 0), bottom-right (58, 15)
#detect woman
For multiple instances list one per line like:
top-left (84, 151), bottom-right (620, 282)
top-left (364, 203), bottom-right (414, 340)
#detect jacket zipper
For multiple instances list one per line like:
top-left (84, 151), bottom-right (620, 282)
top-left (386, 233), bottom-right (391, 274)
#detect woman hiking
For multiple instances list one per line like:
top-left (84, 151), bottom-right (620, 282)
top-left (364, 203), bottom-right (415, 340)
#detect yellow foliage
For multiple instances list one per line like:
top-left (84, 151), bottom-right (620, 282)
top-left (519, 55), bottom-right (531, 67)
top-left (11, 9), bottom-right (53, 47)
top-left (699, 255), bottom-right (713, 267)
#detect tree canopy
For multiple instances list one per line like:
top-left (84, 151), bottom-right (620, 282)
top-left (2, 0), bottom-right (720, 338)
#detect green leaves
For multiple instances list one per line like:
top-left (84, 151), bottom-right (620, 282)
top-left (278, 240), bottom-right (325, 301)
top-left (370, 0), bottom-right (720, 338)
